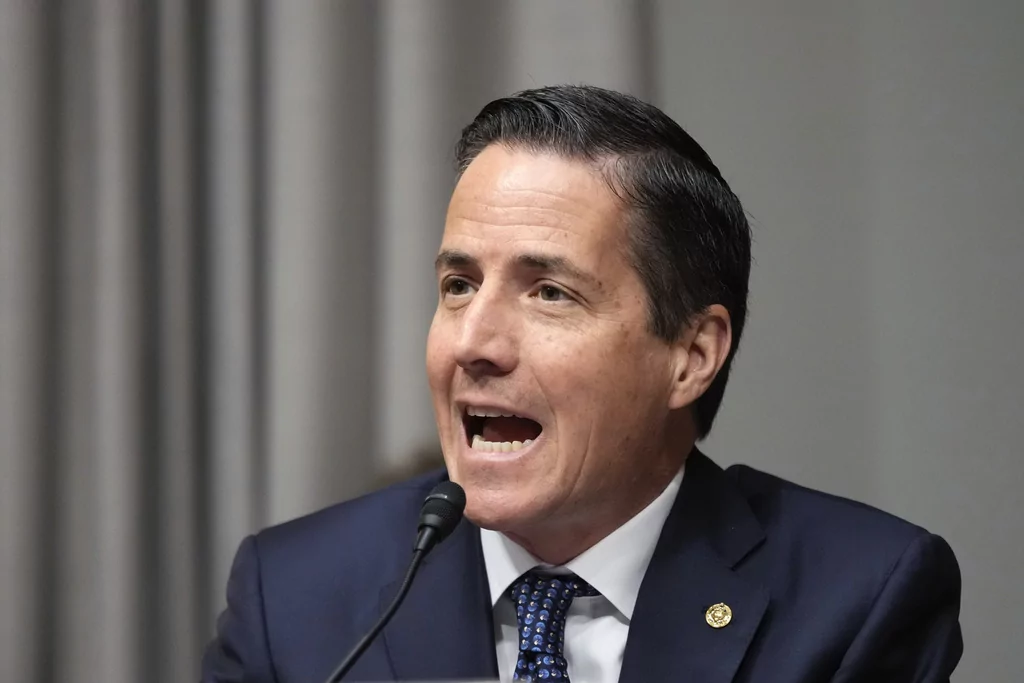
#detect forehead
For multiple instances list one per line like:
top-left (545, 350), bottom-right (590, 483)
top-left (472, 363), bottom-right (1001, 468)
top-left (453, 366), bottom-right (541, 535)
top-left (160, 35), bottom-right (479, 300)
top-left (443, 146), bottom-right (627, 257)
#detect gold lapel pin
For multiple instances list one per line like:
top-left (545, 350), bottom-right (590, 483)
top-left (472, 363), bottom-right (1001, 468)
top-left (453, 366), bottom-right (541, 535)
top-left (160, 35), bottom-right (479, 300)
top-left (705, 602), bottom-right (733, 628)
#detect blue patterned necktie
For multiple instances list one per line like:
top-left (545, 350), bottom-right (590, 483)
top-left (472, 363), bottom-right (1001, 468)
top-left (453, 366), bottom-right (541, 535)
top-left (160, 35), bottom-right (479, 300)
top-left (509, 571), bottom-right (600, 681)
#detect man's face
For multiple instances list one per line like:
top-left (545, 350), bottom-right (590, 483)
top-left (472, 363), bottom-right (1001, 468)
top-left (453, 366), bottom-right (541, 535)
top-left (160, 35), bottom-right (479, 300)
top-left (427, 146), bottom-right (682, 537)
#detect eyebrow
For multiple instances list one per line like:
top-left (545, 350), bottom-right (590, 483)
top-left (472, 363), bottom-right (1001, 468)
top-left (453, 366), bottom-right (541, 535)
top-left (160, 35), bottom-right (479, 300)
top-left (434, 249), bottom-right (476, 272)
top-left (434, 249), bottom-right (601, 290)
top-left (514, 253), bottom-right (601, 290)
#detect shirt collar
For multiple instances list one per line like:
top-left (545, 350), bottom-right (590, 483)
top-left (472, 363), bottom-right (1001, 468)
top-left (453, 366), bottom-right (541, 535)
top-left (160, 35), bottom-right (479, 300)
top-left (479, 465), bottom-right (684, 621)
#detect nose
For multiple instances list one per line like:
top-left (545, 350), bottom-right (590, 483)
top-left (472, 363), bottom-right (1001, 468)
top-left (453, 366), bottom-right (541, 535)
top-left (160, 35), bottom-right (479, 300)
top-left (453, 288), bottom-right (519, 378)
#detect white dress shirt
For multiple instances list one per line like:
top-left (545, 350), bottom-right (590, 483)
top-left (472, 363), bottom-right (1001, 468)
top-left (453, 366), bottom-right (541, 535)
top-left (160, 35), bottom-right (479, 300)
top-left (480, 467), bottom-right (685, 683)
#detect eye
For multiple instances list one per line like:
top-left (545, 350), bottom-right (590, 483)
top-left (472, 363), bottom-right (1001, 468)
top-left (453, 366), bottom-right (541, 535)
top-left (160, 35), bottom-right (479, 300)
top-left (442, 276), bottom-right (475, 298)
top-left (537, 284), bottom-right (570, 302)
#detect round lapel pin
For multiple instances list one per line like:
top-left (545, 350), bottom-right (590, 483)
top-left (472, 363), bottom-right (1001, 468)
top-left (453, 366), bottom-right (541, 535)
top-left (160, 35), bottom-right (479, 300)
top-left (705, 602), bottom-right (733, 628)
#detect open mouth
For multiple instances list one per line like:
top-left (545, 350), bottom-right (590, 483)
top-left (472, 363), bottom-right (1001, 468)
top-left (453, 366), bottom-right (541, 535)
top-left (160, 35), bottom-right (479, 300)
top-left (463, 406), bottom-right (543, 453)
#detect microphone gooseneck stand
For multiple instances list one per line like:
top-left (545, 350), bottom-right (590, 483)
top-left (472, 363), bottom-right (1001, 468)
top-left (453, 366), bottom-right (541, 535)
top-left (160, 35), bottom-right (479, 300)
top-left (323, 481), bottom-right (466, 683)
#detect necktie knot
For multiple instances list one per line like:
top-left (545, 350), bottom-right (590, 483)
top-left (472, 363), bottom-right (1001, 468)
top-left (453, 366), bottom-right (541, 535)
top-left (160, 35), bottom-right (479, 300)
top-left (509, 571), bottom-right (599, 681)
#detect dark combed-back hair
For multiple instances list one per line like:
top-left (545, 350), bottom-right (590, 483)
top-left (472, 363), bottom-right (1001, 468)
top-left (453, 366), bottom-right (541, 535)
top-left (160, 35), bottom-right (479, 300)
top-left (454, 84), bottom-right (751, 439)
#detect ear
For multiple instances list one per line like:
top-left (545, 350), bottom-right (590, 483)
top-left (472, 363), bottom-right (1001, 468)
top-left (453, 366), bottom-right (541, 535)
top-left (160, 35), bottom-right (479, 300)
top-left (667, 304), bottom-right (733, 411)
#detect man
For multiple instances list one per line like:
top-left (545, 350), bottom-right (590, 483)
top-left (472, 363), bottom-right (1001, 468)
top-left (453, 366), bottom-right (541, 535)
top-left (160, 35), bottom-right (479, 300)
top-left (202, 85), bottom-right (962, 682)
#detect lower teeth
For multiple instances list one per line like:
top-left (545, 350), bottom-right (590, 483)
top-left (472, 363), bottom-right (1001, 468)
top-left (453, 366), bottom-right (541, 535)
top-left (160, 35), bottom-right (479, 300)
top-left (471, 435), bottom-right (534, 452)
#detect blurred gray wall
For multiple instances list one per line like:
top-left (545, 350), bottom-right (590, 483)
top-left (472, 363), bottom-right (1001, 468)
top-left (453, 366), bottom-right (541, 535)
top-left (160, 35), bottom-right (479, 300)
top-left (661, 3), bottom-right (1023, 678)
top-left (0, 1), bottom-right (1020, 681)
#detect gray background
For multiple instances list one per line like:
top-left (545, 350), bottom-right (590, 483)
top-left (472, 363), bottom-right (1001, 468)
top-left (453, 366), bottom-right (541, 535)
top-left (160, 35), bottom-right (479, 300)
top-left (1, 1), bottom-right (1020, 681)
top-left (678, 4), bottom-right (1024, 675)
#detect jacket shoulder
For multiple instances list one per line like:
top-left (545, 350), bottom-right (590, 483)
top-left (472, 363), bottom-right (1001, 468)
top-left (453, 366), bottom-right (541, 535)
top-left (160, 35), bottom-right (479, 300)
top-left (253, 468), bottom-right (448, 588)
top-left (719, 462), bottom-right (962, 679)
top-left (724, 463), bottom-right (931, 563)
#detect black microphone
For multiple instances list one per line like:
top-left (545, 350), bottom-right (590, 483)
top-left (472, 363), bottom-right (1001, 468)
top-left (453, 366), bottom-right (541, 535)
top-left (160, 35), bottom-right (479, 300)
top-left (323, 481), bottom-right (466, 683)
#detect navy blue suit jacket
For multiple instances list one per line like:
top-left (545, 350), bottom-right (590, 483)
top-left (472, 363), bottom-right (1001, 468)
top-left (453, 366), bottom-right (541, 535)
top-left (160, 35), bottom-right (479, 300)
top-left (201, 451), bottom-right (962, 682)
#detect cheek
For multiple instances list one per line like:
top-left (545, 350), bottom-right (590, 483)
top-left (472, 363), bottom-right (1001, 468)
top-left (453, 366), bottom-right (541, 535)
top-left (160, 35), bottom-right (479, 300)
top-left (426, 329), bottom-right (457, 447)
top-left (425, 323), bottom-right (452, 386)
top-left (531, 337), bottom-right (618, 433)
top-left (540, 330), bottom-right (665, 431)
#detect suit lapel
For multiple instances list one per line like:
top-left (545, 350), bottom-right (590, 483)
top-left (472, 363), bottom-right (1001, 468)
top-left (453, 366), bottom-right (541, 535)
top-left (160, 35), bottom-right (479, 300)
top-left (619, 451), bottom-right (769, 683)
top-left (381, 517), bottom-right (499, 681)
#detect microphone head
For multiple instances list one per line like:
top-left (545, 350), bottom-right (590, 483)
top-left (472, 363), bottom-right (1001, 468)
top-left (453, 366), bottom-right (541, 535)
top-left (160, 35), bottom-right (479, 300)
top-left (417, 481), bottom-right (466, 549)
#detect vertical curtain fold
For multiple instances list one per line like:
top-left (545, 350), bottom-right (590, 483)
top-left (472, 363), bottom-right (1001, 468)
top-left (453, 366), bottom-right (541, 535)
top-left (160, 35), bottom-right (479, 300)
top-left (207, 0), bottom-right (263, 631)
top-left (155, 2), bottom-right (201, 680)
top-left (92, 4), bottom-right (145, 682)
top-left (53, 2), bottom-right (99, 681)
top-left (0, 3), bottom-right (52, 682)
top-left (263, 0), bottom-right (378, 525)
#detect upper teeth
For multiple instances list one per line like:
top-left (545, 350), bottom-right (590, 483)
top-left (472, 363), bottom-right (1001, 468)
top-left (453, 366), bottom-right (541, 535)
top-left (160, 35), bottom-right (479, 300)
top-left (467, 406), bottom-right (524, 418)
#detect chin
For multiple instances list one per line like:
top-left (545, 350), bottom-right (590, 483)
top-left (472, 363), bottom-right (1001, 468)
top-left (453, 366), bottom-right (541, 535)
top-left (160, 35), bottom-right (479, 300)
top-left (461, 489), bottom-right (543, 533)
